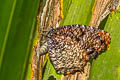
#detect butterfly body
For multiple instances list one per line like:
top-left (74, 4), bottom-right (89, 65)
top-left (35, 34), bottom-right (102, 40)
top-left (46, 25), bottom-right (110, 75)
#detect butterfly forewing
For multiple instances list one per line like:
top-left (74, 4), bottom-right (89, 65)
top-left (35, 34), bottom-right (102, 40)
top-left (46, 25), bottom-right (110, 74)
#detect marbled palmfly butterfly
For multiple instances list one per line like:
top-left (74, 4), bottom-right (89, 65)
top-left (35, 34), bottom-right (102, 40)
top-left (46, 25), bottom-right (110, 75)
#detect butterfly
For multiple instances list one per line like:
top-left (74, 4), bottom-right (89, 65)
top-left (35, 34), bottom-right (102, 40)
top-left (46, 25), bottom-right (110, 75)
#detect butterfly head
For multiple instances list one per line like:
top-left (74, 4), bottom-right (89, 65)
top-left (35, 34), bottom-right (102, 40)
top-left (46, 27), bottom-right (56, 38)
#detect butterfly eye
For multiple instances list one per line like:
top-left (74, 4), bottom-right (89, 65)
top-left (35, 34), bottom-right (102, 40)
top-left (46, 27), bottom-right (56, 38)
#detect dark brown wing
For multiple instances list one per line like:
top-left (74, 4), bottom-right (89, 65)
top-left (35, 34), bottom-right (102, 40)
top-left (46, 25), bottom-right (110, 75)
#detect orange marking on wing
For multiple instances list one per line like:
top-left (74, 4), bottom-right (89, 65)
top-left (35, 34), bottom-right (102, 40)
top-left (83, 60), bottom-right (87, 65)
top-left (98, 48), bottom-right (102, 52)
top-left (66, 72), bottom-right (71, 75)
top-left (82, 52), bottom-right (89, 60)
top-left (101, 45), bottom-right (105, 50)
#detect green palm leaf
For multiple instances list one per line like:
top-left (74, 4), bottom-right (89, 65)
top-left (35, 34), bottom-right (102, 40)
top-left (0, 0), bottom-right (40, 80)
